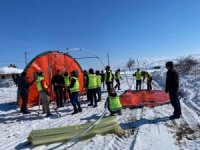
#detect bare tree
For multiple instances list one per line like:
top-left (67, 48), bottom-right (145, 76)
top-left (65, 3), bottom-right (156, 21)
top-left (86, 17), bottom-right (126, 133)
top-left (175, 55), bottom-right (199, 75)
top-left (8, 64), bottom-right (17, 68)
top-left (126, 58), bottom-right (135, 71)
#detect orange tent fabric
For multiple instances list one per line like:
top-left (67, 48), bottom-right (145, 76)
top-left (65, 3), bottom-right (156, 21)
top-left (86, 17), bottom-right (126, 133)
top-left (18, 51), bottom-right (84, 107)
top-left (120, 90), bottom-right (170, 108)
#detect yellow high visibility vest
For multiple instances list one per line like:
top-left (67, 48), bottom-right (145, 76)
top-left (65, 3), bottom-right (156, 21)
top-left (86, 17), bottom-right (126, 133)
top-left (36, 76), bottom-right (47, 92)
top-left (115, 71), bottom-right (120, 80)
top-left (146, 72), bottom-right (152, 80)
top-left (105, 70), bottom-right (112, 82)
top-left (135, 71), bottom-right (141, 80)
top-left (88, 74), bottom-right (97, 89)
top-left (70, 77), bottom-right (79, 92)
top-left (96, 75), bottom-right (102, 88)
top-left (109, 96), bottom-right (122, 111)
top-left (64, 75), bottom-right (70, 86)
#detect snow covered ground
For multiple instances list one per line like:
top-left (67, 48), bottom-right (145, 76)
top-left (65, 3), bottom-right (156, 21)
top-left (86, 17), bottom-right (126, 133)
top-left (0, 72), bottom-right (200, 150)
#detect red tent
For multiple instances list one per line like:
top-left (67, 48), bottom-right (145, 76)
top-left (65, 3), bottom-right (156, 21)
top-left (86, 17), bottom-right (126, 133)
top-left (17, 51), bottom-right (84, 107)
top-left (120, 90), bottom-right (170, 108)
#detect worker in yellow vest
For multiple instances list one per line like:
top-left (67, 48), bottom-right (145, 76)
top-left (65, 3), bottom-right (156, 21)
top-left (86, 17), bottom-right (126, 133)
top-left (143, 71), bottom-right (153, 90)
top-left (36, 72), bottom-right (52, 117)
top-left (105, 65), bottom-right (113, 93)
top-left (96, 70), bottom-right (102, 102)
top-left (63, 72), bottom-right (71, 102)
top-left (114, 69), bottom-right (122, 90)
top-left (87, 68), bottom-right (98, 107)
top-left (68, 71), bottom-right (82, 115)
top-left (106, 88), bottom-right (122, 116)
top-left (133, 68), bottom-right (142, 91)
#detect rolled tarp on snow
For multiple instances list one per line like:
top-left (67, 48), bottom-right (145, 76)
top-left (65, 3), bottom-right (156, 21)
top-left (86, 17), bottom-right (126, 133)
top-left (17, 51), bottom-right (85, 107)
top-left (28, 116), bottom-right (124, 146)
top-left (120, 90), bottom-right (170, 108)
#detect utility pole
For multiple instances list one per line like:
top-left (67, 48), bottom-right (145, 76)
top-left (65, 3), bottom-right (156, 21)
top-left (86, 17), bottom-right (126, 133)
top-left (107, 52), bottom-right (110, 66)
top-left (66, 48), bottom-right (69, 54)
top-left (24, 51), bottom-right (28, 66)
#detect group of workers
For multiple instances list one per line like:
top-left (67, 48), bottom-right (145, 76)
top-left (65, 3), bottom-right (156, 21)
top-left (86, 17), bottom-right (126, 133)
top-left (133, 68), bottom-right (153, 91)
top-left (16, 61), bottom-right (181, 119)
top-left (16, 65), bottom-right (123, 116)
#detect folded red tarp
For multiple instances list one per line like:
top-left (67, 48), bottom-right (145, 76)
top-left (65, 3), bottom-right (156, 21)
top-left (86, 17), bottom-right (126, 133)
top-left (120, 90), bottom-right (170, 108)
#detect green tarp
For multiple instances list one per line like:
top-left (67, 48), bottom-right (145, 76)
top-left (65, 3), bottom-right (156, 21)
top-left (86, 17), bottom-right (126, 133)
top-left (28, 116), bottom-right (124, 146)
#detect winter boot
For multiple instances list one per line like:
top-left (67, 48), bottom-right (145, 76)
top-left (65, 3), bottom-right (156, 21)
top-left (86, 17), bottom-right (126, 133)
top-left (88, 103), bottom-right (93, 106)
top-left (71, 107), bottom-right (78, 115)
top-left (78, 104), bottom-right (82, 112)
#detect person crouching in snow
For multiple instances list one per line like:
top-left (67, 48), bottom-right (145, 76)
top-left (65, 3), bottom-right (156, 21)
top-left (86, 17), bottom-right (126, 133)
top-left (68, 71), bottom-right (82, 115)
top-left (106, 88), bottom-right (122, 116)
top-left (36, 72), bottom-right (52, 117)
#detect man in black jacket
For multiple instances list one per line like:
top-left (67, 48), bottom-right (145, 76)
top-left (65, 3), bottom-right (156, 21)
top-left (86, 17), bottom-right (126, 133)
top-left (165, 61), bottom-right (181, 119)
top-left (18, 72), bottom-right (35, 114)
top-left (105, 66), bottom-right (113, 94)
top-left (51, 70), bottom-right (65, 108)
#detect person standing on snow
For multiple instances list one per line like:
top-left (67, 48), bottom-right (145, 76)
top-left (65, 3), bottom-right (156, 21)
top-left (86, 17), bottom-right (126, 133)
top-left (106, 88), bottom-right (122, 116)
top-left (83, 70), bottom-right (89, 101)
top-left (87, 68), bottom-right (98, 107)
top-left (17, 72), bottom-right (35, 114)
top-left (51, 70), bottom-right (65, 108)
top-left (133, 68), bottom-right (142, 91)
top-left (105, 66), bottom-right (113, 94)
top-left (100, 70), bottom-right (105, 89)
top-left (63, 72), bottom-right (71, 102)
top-left (114, 69), bottom-right (122, 90)
top-left (36, 72), bottom-right (52, 117)
top-left (143, 71), bottom-right (152, 90)
top-left (68, 71), bottom-right (82, 115)
top-left (96, 70), bottom-right (102, 102)
top-left (165, 61), bottom-right (182, 119)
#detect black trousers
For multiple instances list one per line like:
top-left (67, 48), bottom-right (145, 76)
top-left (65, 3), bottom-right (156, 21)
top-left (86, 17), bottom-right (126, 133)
top-left (88, 89), bottom-right (97, 106)
top-left (169, 89), bottom-right (181, 116)
top-left (136, 80), bottom-right (141, 91)
top-left (147, 78), bottom-right (152, 90)
top-left (106, 82), bottom-right (112, 93)
top-left (55, 88), bottom-right (64, 107)
top-left (20, 92), bottom-right (28, 113)
top-left (114, 79), bottom-right (120, 90)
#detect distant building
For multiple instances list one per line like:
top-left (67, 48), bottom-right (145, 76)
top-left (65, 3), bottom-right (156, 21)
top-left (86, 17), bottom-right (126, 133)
top-left (0, 67), bottom-right (23, 79)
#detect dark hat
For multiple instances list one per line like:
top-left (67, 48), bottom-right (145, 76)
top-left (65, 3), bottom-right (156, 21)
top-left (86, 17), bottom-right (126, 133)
top-left (21, 72), bottom-right (27, 77)
top-left (70, 71), bottom-right (76, 76)
top-left (105, 65), bottom-right (110, 70)
top-left (38, 72), bottom-right (43, 76)
top-left (89, 68), bottom-right (94, 74)
top-left (95, 70), bottom-right (100, 75)
top-left (165, 61), bottom-right (173, 68)
top-left (64, 72), bottom-right (68, 76)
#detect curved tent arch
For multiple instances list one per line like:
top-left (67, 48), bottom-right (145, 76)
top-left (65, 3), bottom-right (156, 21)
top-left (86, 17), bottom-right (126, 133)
top-left (18, 50), bottom-right (84, 107)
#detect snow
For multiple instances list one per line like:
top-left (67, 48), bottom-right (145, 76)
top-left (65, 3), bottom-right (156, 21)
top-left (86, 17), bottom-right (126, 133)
top-left (0, 67), bottom-right (23, 74)
top-left (0, 69), bottom-right (200, 149)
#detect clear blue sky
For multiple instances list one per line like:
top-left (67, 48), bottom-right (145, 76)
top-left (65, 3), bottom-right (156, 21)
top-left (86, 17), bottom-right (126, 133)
top-left (1, 0), bottom-right (200, 69)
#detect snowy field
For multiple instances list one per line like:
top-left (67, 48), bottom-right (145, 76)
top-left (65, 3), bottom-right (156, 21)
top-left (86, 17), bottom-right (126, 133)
top-left (0, 72), bottom-right (200, 150)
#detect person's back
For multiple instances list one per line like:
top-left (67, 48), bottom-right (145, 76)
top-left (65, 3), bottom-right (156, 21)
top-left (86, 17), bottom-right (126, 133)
top-left (100, 70), bottom-right (105, 81)
top-left (165, 61), bottom-right (181, 119)
top-left (51, 70), bottom-right (65, 107)
top-left (18, 72), bottom-right (35, 114)
top-left (166, 68), bottom-right (179, 91)
top-left (51, 74), bottom-right (65, 88)
top-left (133, 68), bottom-right (142, 91)
top-left (18, 76), bottom-right (29, 93)
top-left (107, 88), bottom-right (122, 116)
